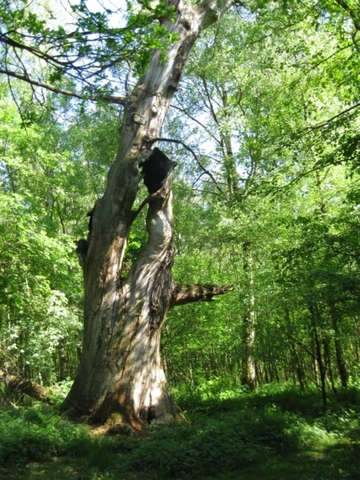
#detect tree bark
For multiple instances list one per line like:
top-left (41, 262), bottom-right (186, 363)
top-left (172, 283), bottom-right (233, 306)
top-left (240, 241), bottom-right (256, 390)
top-left (61, 0), bottom-right (234, 428)
top-left (58, 339), bottom-right (69, 382)
top-left (329, 300), bottom-right (348, 388)
top-left (309, 305), bottom-right (327, 405)
top-left (0, 370), bottom-right (50, 403)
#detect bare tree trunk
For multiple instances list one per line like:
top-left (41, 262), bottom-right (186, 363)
top-left (61, 0), bottom-right (233, 428)
top-left (240, 241), bottom-right (256, 390)
top-left (58, 339), bottom-right (69, 382)
top-left (0, 370), bottom-right (50, 403)
top-left (284, 305), bottom-right (306, 390)
top-left (329, 301), bottom-right (348, 388)
top-left (309, 305), bottom-right (327, 405)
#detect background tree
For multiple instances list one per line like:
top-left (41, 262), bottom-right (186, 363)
top-left (159, 0), bottom-right (360, 397)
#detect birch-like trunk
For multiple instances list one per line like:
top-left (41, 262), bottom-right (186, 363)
top-left (240, 241), bottom-right (256, 390)
top-left (61, 0), bottom-right (233, 428)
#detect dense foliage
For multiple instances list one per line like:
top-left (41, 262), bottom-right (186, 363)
top-left (1, 0), bottom-right (360, 475)
top-left (0, 0), bottom-right (360, 401)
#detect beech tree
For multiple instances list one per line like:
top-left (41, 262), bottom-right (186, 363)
top-left (1, 0), bottom-right (235, 427)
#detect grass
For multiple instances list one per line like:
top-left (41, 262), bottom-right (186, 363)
top-left (1, 384), bottom-right (360, 479)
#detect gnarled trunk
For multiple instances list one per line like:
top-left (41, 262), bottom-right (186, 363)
top-left (61, 0), bottom-right (234, 428)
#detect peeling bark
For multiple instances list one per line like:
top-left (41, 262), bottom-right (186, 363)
top-left (61, 0), bottom-right (234, 428)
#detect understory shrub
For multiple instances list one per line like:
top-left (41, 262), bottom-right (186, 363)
top-left (1, 384), bottom-right (359, 479)
top-left (0, 405), bottom-right (90, 465)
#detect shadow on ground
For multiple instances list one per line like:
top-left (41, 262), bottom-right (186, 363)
top-left (2, 386), bottom-right (360, 480)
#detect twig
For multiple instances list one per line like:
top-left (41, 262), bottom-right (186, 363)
top-left (149, 137), bottom-right (228, 200)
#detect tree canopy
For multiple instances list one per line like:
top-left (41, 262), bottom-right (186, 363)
top-left (1, 0), bottom-right (360, 421)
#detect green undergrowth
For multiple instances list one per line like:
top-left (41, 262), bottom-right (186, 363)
top-left (1, 384), bottom-right (360, 479)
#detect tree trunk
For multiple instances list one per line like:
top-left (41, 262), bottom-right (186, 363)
top-left (58, 339), bottom-right (69, 382)
top-left (329, 301), bottom-right (348, 388)
top-left (0, 370), bottom-right (50, 403)
top-left (61, 0), bottom-right (233, 428)
top-left (240, 241), bottom-right (256, 390)
top-left (284, 305), bottom-right (306, 390)
top-left (309, 305), bottom-right (327, 405)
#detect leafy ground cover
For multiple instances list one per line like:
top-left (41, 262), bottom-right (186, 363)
top-left (1, 384), bottom-right (360, 479)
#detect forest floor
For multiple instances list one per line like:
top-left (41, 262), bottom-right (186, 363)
top-left (1, 384), bottom-right (360, 479)
top-left (3, 445), bottom-right (360, 480)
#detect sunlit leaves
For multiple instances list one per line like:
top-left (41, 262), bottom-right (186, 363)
top-left (0, 190), bottom-right (83, 383)
top-left (0, 0), bottom-right (179, 99)
top-left (0, 84), bottom-right (120, 382)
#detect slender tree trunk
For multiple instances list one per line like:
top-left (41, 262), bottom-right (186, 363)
top-left (309, 306), bottom-right (327, 405)
top-left (58, 339), bottom-right (69, 382)
top-left (240, 241), bottom-right (256, 390)
top-left (284, 305), bottom-right (306, 390)
top-left (329, 301), bottom-right (348, 388)
top-left (323, 338), bottom-right (337, 394)
top-left (61, 0), bottom-right (233, 428)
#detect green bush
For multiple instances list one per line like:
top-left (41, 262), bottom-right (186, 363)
top-left (124, 405), bottom-right (301, 477)
top-left (0, 405), bottom-right (91, 465)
